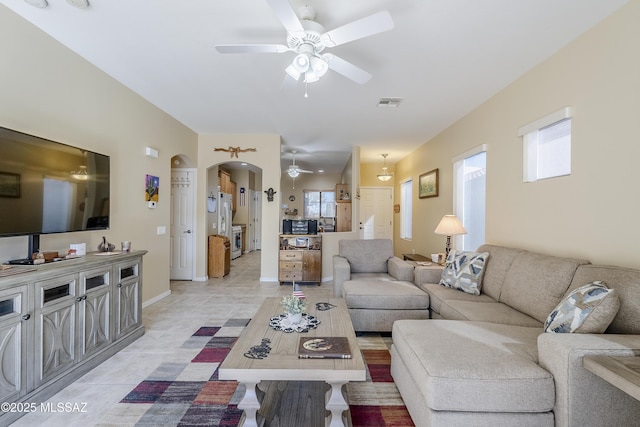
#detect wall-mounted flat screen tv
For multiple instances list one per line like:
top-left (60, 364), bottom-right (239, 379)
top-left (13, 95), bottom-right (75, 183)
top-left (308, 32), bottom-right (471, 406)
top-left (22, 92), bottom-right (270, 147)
top-left (0, 126), bottom-right (110, 239)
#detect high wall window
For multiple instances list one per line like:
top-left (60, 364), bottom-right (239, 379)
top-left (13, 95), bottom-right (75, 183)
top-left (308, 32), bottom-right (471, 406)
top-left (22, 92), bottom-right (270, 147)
top-left (519, 107), bottom-right (572, 182)
top-left (304, 191), bottom-right (335, 218)
top-left (453, 146), bottom-right (486, 251)
top-left (400, 179), bottom-right (412, 240)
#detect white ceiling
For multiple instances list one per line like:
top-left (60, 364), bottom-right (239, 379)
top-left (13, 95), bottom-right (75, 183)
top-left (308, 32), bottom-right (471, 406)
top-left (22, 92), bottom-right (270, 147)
top-left (1, 0), bottom-right (628, 174)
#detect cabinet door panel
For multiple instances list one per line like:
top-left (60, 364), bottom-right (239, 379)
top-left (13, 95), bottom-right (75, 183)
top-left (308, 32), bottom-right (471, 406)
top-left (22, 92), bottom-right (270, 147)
top-left (0, 286), bottom-right (28, 403)
top-left (116, 279), bottom-right (140, 339)
top-left (80, 267), bottom-right (112, 357)
top-left (82, 289), bottom-right (110, 356)
top-left (303, 251), bottom-right (322, 282)
top-left (38, 303), bottom-right (76, 384)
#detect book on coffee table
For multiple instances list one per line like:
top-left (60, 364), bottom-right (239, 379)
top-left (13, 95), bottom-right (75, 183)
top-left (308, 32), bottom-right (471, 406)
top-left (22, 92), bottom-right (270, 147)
top-left (298, 337), bottom-right (352, 359)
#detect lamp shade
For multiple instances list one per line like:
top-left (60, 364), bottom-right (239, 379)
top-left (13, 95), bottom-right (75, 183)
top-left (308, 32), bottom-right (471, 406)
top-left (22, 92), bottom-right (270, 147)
top-left (434, 215), bottom-right (467, 236)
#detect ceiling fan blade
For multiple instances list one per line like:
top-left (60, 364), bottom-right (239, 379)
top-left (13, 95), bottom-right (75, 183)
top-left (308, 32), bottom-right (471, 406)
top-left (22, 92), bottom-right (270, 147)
top-left (215, 44), bottom-right (289, 54)
top-left (321, 10), bottom-right (394, 48)
top-left (324, 53), bottom-right (372, 84)
top-left (265, 0), bottom-right (305, 38)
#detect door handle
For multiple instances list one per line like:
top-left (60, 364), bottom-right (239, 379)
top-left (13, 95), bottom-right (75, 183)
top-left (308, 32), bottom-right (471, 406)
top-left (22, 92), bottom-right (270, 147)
top-left (184, 230), bottom-right (192, 234)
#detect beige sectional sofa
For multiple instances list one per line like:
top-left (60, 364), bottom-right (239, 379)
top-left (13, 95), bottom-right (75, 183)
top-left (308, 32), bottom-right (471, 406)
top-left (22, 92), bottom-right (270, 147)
top-left (332, 239), bottom-right (430, 332)
top-left (390, 244), bottom-right (640, 426)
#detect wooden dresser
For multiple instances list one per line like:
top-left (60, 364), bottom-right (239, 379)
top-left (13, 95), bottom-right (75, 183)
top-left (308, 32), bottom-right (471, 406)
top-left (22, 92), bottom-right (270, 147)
top-left (278, 234), bottom-right (322, 285)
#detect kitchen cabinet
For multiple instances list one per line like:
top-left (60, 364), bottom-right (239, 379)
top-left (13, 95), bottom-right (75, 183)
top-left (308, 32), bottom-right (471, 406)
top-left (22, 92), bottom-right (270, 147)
top-left (218, 170), bottom-right (237, 211)
top-left (278, 234), bottom-right (322, 285)
top-left (336, 201), bottom-right (352, 232)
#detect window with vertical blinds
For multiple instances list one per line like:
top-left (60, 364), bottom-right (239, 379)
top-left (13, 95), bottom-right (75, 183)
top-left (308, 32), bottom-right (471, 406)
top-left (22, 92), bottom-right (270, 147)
top-left (453, 146), bottom-right (487, 251)
top-left (400, 179), bottom-right (412, 240)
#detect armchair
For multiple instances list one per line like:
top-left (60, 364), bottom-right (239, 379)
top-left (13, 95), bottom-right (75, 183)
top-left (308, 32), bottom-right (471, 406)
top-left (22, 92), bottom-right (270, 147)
top-left (333, 239), bottom-right (430, 332)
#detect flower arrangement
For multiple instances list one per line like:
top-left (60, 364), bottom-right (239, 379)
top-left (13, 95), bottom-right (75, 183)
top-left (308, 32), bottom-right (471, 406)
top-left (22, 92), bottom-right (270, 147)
top-left (281, 295), bottom-right (306, 314)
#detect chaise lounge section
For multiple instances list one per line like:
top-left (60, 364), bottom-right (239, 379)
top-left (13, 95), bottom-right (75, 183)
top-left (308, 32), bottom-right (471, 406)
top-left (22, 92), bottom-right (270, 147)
top-left (391, 244), bottom-right (640, 426)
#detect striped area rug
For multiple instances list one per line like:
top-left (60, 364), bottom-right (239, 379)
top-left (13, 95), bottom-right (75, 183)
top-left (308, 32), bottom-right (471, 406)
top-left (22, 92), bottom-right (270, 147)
top-left (113, 319), bottom-right (414, 426)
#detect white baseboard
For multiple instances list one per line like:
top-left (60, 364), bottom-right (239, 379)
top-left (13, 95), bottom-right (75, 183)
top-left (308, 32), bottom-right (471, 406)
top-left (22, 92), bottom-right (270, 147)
top-left (260, 277), bottom-right (279, 283)
top-left (143, 290), bottom-right (171, 308)
top-left (192, 276), bottom-right (208, 282)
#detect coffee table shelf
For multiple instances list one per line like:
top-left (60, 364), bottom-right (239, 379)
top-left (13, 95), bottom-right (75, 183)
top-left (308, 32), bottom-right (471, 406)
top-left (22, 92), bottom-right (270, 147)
top-left (219, 297), bottom-right (366, 427)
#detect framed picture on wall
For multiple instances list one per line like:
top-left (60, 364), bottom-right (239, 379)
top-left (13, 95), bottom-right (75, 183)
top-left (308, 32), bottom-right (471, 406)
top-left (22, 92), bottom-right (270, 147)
top-left (0, 172), bottom-right (20, 198)
top-left (419, 168), bottom-right (439, 199)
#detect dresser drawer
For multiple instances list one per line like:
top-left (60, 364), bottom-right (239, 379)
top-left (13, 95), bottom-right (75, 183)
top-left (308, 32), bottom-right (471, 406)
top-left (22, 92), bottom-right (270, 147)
top-left (279, 251), bottom-right (303, 261)
top-left (279, 261), bottom-right (302, 271)
top-left (279, 271), bottom-right (303, 281)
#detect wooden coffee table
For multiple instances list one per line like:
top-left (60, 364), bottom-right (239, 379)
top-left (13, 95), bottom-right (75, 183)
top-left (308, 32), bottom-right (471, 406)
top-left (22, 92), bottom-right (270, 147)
top-left (219, 297), bottom-right (366, 427)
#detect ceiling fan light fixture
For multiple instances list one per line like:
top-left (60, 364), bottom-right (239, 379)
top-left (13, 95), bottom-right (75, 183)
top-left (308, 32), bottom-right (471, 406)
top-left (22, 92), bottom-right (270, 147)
top-left (304, 70), bottom-right (320, 83)
top-left (287, 168), bottom-right (300, 178)
top-left (310, 56), bottom-right (328, 76)
top-left (285, 64), bottom-right (301, 80)
top-left (292, 53), bottom-right (310, 73)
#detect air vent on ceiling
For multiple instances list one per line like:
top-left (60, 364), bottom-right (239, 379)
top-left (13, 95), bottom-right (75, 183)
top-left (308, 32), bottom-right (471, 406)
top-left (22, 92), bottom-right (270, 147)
top-left (377, 98), bottom-right (403, 108)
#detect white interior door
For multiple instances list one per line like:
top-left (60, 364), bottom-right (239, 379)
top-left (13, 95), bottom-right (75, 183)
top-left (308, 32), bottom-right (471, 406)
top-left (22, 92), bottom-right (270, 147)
top-left (359, 187), bottom-right (393, 240)
top-left (170, 169), bottom-right (195, 280)
top-left (253, 190), bottom-right (262, 250)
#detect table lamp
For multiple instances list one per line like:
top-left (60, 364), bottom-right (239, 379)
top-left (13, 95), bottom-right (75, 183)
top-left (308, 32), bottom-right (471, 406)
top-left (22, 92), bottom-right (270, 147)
top-left (434, 215), bottom-right (467, 259)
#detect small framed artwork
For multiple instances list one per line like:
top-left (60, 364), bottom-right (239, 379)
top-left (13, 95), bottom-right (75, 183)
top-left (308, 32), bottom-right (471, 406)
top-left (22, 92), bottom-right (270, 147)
top-left (419, 168), bottom-right (439, 199)
top-left (0, 172), bottom-right (20, 198)
top-left (145, 174), bottom-right (159, 202)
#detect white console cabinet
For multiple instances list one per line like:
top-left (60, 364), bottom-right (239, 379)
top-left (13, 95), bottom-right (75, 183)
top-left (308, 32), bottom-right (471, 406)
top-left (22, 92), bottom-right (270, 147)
top-left (0, 250), bottom-right (146, 425)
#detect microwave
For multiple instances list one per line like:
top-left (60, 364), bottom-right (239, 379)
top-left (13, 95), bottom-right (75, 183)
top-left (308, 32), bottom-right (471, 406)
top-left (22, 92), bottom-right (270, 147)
top-left (283, 219), bottom-right (318, 235)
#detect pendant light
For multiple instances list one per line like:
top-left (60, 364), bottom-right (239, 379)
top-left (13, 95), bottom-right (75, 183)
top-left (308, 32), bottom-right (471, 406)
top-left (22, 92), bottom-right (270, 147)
top-left (377, 154), bottom-right (393, 182)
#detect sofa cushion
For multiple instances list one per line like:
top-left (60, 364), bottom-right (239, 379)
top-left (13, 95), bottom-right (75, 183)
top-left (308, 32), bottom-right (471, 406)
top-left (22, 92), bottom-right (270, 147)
top-left (392, 320), bottom-right (553, 412)
top-left (417, 282), bottom-right (496, 315)
top-left (440, 300), bottom-right (543, 327)
top-left (476, 244), bottom-right (524, 300)
top-left (570, 264), bottom-right (640, 334)
top-left (338, 239), bottom-right (393, 273)
top-left (544, 281), bottom-right (619, 333)
top-left (342, 280), bottom-right (429, 310)
top-left (439, 250), bottom-right (489, 295)
top-left (499, 252), bottom-right (589, 323)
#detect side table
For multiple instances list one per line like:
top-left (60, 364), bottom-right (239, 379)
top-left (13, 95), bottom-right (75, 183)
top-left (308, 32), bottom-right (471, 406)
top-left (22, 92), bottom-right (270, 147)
top-left (583, 355), bottom-right (640, 401)
top-left (402, 253), bottom-right (430, 262)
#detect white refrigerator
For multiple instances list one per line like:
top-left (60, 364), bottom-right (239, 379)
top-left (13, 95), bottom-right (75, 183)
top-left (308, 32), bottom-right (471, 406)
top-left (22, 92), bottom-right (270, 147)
top-left (215, 192), bottom-right (233, 239)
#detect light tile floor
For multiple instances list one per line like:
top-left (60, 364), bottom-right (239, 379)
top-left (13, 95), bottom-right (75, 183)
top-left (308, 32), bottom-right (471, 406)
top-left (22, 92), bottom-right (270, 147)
top-left (12, 250), bottom-right (334, 426)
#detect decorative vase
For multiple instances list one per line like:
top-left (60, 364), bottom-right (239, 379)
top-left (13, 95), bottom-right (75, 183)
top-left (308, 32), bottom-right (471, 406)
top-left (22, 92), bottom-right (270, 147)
top-left (287, 312), bottom-right (303, 325)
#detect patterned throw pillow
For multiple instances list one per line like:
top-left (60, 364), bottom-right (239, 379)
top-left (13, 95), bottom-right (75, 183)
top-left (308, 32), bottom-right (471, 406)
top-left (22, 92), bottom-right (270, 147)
top-left (439, 250), bottom-right (489, 296)
top-left (544, 281), bottom-right (620, 333)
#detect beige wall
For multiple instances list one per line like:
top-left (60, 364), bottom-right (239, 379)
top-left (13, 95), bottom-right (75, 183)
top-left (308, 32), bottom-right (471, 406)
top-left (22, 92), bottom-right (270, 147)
top-left (196, 134), bottom-right (281, 282)
top-left (360, 161), bottom-right (395, 188)
top-left (392, 0), bottom-right (640, 269)
top-left (0, 6), bottom-right (198, 303)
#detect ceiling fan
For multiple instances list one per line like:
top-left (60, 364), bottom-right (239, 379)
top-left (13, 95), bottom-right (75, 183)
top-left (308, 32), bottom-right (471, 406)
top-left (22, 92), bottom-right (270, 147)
top-left (285, 150), bottom-right (312, 178)
top-left (215, 0), bottom-right (394, 89)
